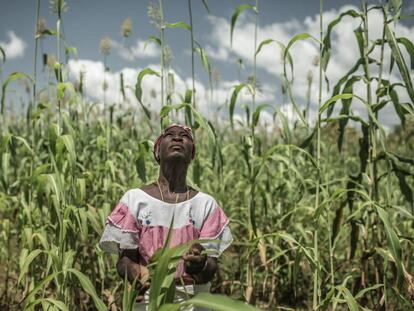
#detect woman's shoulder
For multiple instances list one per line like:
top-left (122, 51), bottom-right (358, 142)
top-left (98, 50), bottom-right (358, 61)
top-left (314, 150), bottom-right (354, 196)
top-left (118, 187), bottom-right (151, 205)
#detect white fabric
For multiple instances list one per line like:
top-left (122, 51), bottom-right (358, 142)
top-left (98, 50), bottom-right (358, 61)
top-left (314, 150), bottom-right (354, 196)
top-left (120, 189), bottom-right (218, 229)
top-left (99, 225), bottom-right (139, 253)
top-left (133, 283), bottom-right (212, 311)
top-left (200, 225), bottom-right (233, 258)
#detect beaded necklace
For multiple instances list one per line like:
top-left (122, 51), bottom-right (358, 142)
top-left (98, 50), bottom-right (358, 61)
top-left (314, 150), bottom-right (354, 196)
top-left (156, 180), bottom-right (189, 203)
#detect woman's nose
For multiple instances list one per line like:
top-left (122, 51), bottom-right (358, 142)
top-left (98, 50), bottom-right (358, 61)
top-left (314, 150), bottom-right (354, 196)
top-left (172, 135), bottom-right (183, 141)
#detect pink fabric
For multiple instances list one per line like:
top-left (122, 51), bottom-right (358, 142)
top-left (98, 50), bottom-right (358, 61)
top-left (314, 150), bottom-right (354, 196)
top-left (137, 223), bottom-right (201, 278)
top-left (199, 206), bottom-right (229, 239)
top-left (138, 223), bottom-right (200, 262)
top-left (107, 203), bottom-right (140, 233)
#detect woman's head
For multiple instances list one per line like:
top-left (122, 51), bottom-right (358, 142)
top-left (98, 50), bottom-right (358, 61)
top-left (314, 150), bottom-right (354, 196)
top-left (153, 124), bottom-right (195, 165)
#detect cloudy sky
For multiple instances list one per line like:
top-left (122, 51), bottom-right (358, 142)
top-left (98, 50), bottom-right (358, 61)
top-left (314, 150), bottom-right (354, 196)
top-left (1, 0), bottom-right (414, 128)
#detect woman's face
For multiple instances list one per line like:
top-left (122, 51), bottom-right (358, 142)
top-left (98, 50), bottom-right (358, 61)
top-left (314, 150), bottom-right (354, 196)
top-left (158, 126), bottom-right (193, 164)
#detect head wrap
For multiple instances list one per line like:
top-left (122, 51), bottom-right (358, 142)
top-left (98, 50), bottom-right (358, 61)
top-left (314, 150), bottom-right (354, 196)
top-left (153, 124), bottom-right (195, 163)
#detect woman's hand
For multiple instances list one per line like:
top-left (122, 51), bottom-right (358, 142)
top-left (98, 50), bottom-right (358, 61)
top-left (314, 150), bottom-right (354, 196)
top-left (135, 265), bottom-right (150, 303)
top-left (183, 243), bottom-right (207, 275)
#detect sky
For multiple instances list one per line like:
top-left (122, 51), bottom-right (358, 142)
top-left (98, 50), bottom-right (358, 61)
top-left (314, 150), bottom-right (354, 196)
top-left (1, 0), bottom-right (414, 129)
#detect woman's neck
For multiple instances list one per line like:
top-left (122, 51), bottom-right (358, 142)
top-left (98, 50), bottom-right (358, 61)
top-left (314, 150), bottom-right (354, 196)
top-left (158, 161), bottom-right (188, 193)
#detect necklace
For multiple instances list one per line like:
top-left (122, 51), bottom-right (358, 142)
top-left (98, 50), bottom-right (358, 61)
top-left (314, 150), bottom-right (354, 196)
top-left (156, 180), bottom-right (189, 203)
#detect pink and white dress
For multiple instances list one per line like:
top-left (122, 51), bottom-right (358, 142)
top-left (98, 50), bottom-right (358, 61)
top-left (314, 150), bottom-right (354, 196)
top-left (99, 188), bottom-right (233, 278)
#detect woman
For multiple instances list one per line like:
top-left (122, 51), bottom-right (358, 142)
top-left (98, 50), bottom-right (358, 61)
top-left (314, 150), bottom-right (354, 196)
top-left (99, 124), bottom-right (233, 310)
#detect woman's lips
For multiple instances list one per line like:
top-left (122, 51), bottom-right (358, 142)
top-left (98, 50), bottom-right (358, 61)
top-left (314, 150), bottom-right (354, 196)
top-left (170, 144), bottom-right (183, 150)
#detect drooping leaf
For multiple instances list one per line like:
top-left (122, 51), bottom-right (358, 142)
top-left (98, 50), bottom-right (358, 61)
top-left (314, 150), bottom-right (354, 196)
top-left (322, 9), bottom-right (361, 71)
top-left (145, 35), bottom-right (162, 48)
top-left (135, 68), bottom-right (160, 120)
top-left (283, 33), bottom-right (319, 62)
top-left (67, 268), bottom-right (107, 311)
top-left (201, 0), bottom-right (210, 13)
top-left (18, 249), bottom-right (43, 285)
top-left (385, 23), bottom-right (414, 103)
top-left (230, 4), bottom-right (257, 47)
top-left (0, 45), bottom-right (5, 62)
top-left (229, 83), bottom-right (254, 127)
top-left (397, 37), bottom-right (414, 70)
top-left (252, 104), bottom-right (270, 127)
top-left (1, 72), bottom-right (33, 115)
top-left (337, 77), bottom-right (361, 152)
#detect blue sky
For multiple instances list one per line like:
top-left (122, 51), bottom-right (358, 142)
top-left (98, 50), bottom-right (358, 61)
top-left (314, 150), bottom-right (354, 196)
top-left (1, 0), bottom-right (414, 128)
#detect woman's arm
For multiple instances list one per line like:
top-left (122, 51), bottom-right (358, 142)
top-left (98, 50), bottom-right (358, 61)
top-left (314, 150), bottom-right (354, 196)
top-left (116, 249), bottom-right (150, 302)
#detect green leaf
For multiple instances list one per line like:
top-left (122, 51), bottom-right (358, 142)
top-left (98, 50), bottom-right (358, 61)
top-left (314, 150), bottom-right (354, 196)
top-left (201, 0), bottom-right (210, 13)
top-left (337, 77), bottom-right (361, 152)
top-left (252, 104), bottom-right (270, 127)
top-left (327, 57), bottom-right (368, 117)
top-left (57, 134), bottom-right (76, 168)
top-left (397, 37), bottom-right (414, 70)
top-left (337, 285), bottom-right (359, 311)
top-left (255, 39), bottom-right (274, 56)
top-left (14, 136), bottom-right (34, 155)
top-left (158, 304), bottom-right (182, 311)
top-left (145, 35), bottom-right (161, 48)
top-left (354, 284), bottom-right (383, 299)
top-left (385, 24), bottom-right (414, 103)
top-left (183, 293), bottom-right (260, 310)
top-left (229, 83), bottom-right (254, 127)
top-left (1, 72), bottom-right (33, 115)
top-left (22, 272), bottom-right (59, 305)
top-left (0, 45), bottom-right (5, 62)
top-left (283, 33), bottom-right (319, 62)
top-left (67, 268), bottom-right (107, 311)
top-left (322, 9), bottom-right (361, 71)
top-left (165, 21), bottom-right (191, 31)
top-left (230, 4), bottom-right (257, 47)
top-left (194, 41), bottom-right (212, 95)
top-left (18, 249), bottom-right (43, 285)
top-left (319, 93), bottom-right (353, 113)
top-left (375, 206), bottom-right (404, 289)
top-left (56, 82), bottom-right (74, 100)
top-left (135, 68), bottom-right (160, 120)
top-left (26, 298), bottom-right (68, 311)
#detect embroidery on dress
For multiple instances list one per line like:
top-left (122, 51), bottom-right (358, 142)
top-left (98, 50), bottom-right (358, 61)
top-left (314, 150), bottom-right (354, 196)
top-left (187, 207), bottom-right (195, 226)
top-left (141, 210), bottom-right (153, 225)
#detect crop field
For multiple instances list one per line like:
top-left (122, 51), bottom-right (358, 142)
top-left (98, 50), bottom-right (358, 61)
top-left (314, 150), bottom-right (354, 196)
top-left (0, 0), bottom-right (414, 310)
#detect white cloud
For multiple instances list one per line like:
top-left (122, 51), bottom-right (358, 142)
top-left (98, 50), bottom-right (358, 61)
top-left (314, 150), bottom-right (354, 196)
top-left (205, 6), bottom-right (414, 127)
top-left (111, 38), bottom-right (159, 61)
top-left (67, 58), bottom-right (276, 125)
top-left (0, 31), bottom-right (27, 59)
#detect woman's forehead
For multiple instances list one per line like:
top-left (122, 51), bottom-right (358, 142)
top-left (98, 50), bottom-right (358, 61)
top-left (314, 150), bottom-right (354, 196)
top-left (164, 126), bottom-right (188, 134)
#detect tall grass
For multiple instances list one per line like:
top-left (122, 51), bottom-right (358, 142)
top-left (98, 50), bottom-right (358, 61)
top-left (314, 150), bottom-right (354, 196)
top-left (0, 1), bottom-right (414, 310)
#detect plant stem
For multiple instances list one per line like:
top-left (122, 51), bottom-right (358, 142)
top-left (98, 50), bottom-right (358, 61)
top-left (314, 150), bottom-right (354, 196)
top-left (246, 0), bottom-right (259, 304)
top-left (313, 0), bottom-right (323, 309)
top-left (188, 0), bottom-right (196, 109)
top-left (57, 10), bottom-right (62, 134)
top-left (159, 0), bottom-right (165, 111)
top-left (32, 0), bottom-right (40, 118)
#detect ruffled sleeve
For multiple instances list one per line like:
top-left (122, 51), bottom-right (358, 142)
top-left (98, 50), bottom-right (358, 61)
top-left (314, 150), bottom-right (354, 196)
top-left (199, 203), bottom-right (233, 257)
top-left (99, 192), bottom-right (140, 254)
